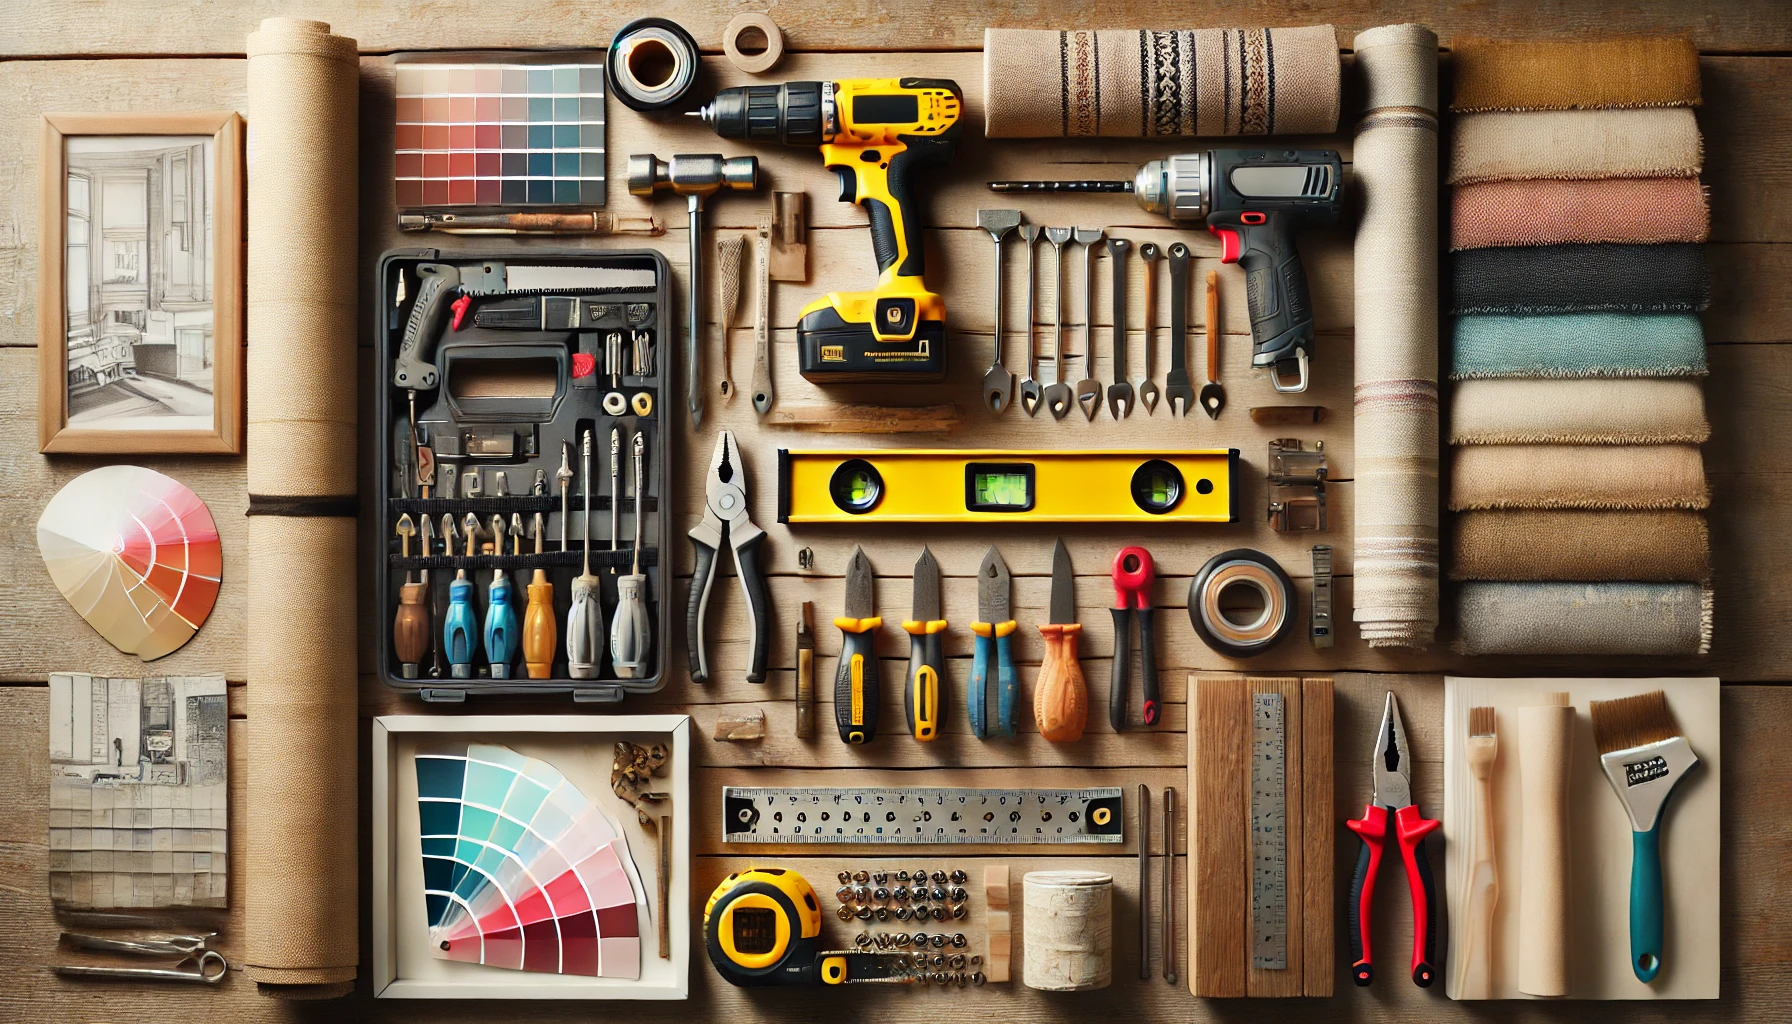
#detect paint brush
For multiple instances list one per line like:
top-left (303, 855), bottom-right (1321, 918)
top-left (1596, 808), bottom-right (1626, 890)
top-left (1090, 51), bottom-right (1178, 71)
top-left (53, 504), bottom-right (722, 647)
top-left (1588, 690), bottom-right (1699, 984)
top-left (1455, 706), bottom-right (1499, 998)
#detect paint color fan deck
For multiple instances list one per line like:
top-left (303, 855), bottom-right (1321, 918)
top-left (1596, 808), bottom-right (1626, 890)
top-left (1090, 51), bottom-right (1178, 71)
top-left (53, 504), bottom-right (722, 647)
top-left (395, 61), bottom-right (607, 209)
top-left (415, 742), bottom-right (644, 979)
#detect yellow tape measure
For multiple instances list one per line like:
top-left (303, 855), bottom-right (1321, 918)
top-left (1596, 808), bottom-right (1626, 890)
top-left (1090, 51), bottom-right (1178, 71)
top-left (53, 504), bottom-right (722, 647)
top-left (704, 868), bottom-right (919, 986)
top-left (777, 449), bottom-right (1238, 524)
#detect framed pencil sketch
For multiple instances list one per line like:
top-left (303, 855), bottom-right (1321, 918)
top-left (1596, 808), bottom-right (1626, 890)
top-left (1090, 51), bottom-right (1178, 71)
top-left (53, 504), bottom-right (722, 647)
top-left (38, 112), bottom-right (243, 454)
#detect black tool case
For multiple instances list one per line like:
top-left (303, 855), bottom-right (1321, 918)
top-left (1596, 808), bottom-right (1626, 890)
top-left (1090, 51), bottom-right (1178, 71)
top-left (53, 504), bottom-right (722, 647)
top-left (375, 247), bottom-right (672, 701)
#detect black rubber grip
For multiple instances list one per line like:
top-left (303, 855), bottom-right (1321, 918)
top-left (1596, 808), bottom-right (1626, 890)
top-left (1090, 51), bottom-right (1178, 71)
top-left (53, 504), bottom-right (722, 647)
top-left (834, 629), bottom-right (879, 744)
top-left (1349, 837), bottom-right (1374, 986)
top-left (1212, 211), bottom-right (1314, 370)
top-left (736, 533), bottom-right (771, 684)
top-left (1109, 608), bottom-right (1130, 733)
top-left (1138, 610), bottom-right (1159, 726)
top-left (686, 540), bottom-right (716, 683)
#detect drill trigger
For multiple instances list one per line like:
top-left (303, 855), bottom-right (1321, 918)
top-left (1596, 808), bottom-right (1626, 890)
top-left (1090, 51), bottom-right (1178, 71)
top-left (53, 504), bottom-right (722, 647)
top-left (834, 166), bottom-right (857, 204)
top-left (1210, 225), bottom-right (1242, 264)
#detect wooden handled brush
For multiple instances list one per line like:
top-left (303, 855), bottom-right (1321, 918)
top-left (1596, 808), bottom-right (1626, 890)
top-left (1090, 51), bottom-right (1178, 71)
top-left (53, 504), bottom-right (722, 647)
top-left (1590, 690), bottom-right (1700, 985)
top-left (1454, 706), bottom-right (1500, 999)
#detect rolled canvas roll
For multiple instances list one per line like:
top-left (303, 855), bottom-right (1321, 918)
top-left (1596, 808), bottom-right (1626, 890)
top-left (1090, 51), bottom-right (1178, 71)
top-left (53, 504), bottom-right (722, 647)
top-left (1451, 510), bottom-right (1711, 583)
top-left (1351, 24), bottom-right (1439, 649)
top-left (1516, 698), bottom-right (1575, 997)
top-left (1450, 177), bottom-right (1709, 250)
top-left (1450, 314), bottom-right (1706, 380)
top-left (982, 26), bottom-right (1339, 138)
top-left (1450, 37), bottom-right (1702, 113)
top-left (1449, 445), bottom-right (1709, 511)
top-left (244, 17), bottom-right (360, 996)
top-left (1453, 582), bottom-right (1711, 656)
top-left (1450, 244), bottom-right (1709, 315)
top-left (1450, 379), bottom-right (1709, 445)
top-left (1449, 108), bottom-right (1703, 185)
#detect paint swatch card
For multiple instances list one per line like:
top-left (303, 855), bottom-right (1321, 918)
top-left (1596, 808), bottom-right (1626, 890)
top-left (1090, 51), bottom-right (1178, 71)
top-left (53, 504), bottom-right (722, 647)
top-left (395, 62), bottom-right (607, 209)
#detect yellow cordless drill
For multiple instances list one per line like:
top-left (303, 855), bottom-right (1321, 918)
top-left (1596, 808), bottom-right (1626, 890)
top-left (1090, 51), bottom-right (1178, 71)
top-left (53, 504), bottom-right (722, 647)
top-left (693, 78), bottom-right (963, 384)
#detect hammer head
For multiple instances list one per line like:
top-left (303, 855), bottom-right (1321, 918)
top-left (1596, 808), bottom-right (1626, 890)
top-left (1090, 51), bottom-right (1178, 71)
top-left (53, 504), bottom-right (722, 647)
top-left (628, 152), bottom-right (760, 200)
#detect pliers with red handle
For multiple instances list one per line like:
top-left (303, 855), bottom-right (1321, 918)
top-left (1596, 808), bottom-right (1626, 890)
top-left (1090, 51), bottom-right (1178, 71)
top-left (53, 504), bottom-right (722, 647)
top-left (1347, 690), bottom-right (1441, 987)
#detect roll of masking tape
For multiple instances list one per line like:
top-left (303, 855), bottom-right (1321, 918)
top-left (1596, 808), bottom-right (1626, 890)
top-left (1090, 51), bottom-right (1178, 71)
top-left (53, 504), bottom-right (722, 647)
top-left (722, 12), bottom-right (785, 75)
top-left (1188, 548), bottom-right (1296, 657)
top-left (608, 17), bottom-right (701, 112)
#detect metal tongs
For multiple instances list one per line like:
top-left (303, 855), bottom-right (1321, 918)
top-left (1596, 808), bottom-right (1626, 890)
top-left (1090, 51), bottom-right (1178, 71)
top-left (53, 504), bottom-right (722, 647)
top-left (52, 932), bottom-right (228, 984)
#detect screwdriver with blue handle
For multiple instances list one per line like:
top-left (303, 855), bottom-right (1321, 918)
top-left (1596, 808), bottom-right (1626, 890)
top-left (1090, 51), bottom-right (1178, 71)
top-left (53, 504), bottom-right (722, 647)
top-left (444, 512), bottom-right (479, 678)
top-left (903, 547), bottom-right (946, 741)
top-left (969, 545), bottom-right (1018, 739)
top-left (482, 513), bottom-right (519, 678)
top-left (834, 546), bottom-right (881, 744)
top-left (567, 429), bottom-right (603, 680)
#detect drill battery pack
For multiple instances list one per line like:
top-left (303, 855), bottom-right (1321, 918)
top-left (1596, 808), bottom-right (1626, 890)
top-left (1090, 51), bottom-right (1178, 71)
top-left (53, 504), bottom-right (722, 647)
top-left (797, 307), bottom-right (947, 384)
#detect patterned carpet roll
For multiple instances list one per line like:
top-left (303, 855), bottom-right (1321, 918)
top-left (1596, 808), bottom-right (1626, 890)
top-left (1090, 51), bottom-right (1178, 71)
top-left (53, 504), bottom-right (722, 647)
top-left (1451, 177), bottom-right (1709, 250)
top-left (1450, 37), bottom-right (1702, 113)
top-left (1449, 108), bottom-right (1703, 185)
top-left (1452, 510), bottom-right (1710, 582)
top-left (1450, 244), bottom-right (1709, 314)
top-left (981, 25), bottom-right (1341, 138)
top-left (1453, 582), bottom-right (1711, 656)
top-left (1449, 445), bottom-right (1709, 511)
top-left (1450, 313), bottom-right (1706, 379)
top-left (1450, 379), bottom-right (1709, 445)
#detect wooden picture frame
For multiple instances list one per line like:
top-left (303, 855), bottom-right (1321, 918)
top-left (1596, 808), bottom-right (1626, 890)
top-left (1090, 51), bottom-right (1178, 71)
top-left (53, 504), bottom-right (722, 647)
top-left (38, 112), bottom-right (243, 454)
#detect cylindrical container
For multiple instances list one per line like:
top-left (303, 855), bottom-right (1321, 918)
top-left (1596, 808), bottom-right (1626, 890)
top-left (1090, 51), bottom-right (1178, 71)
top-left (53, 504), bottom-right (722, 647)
top-left (1023, 870), bottom-right (1113, 991)
top-left (1517, 698), bottom-right (1575, 996)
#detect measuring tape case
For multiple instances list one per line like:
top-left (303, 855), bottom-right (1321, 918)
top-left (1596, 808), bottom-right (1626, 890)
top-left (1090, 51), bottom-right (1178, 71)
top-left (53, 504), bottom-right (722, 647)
top-left (374, 248), bottom-right (673, 702)
top-left (776, 448), bottom-right (1240, 524)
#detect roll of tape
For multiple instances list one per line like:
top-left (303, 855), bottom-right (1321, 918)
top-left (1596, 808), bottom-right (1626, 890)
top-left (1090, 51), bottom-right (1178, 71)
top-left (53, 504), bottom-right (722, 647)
top-left (1188, 548), bottom-right (1296, 657)
top-left (607, 17), bottom-right (701, 112)
top-left (722, 12), bottom-right (785, 75)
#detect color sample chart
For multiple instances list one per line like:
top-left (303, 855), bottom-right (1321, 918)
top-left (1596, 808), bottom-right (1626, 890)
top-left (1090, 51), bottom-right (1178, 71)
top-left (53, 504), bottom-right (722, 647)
top-left (395, 63), bottom-right (607, 208)
top-left (415, 743), bottom-right (643, 979)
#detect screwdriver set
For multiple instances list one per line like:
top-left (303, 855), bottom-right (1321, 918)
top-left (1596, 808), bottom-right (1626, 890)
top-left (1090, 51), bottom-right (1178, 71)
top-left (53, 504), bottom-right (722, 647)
top-left (375, 248), bottom-right (672, 700)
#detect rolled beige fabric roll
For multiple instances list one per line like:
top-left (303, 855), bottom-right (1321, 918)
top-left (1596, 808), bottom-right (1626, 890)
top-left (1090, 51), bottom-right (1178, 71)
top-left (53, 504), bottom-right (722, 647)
top-left (1351, 24), bottom-right (1439, 649)
top-left (243, 17), bottom-right (361, 997)
top-left (1516, 698), bottom-right (1575, 997)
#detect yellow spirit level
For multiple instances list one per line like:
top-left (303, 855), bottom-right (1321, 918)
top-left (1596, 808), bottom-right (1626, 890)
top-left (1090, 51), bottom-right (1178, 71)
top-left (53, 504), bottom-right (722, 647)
top-left (777, 449), bottom-right (1239, 524)
top-left (704, 867), bottom-right (920, 986)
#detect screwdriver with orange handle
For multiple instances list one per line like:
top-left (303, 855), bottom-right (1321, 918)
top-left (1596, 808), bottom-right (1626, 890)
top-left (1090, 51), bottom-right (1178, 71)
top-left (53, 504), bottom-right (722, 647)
top-left (393, 514), bottom-right (431, 679)
top-left (1035, 538), bottom-right (1088, 743)
top-left (523, 469), bottom-right (557, 679)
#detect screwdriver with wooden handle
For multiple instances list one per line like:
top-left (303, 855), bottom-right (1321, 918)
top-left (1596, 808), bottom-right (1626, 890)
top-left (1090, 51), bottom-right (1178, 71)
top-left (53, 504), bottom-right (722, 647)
top-left (523, 470), bottom-right (556, 680)
top-left (393, 514), bottom-right (430, 678)
top-left (444, 513), bottom-right (480, 678)
top-left (567, 430), bottom-right (603, 680)
top-left (610, 431), bottom-right (652, 678)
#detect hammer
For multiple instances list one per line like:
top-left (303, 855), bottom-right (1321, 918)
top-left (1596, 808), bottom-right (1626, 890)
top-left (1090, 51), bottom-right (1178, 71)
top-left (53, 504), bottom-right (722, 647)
top-left (628, 153), bottom-right (760, 430)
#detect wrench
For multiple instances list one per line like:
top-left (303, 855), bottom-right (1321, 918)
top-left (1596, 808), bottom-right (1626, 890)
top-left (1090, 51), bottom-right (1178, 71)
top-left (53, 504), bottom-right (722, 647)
top-left (1018, 224), bottom-right (1043, 417)
top-left (751, 216), bottom-right (775, 415)
top-left (1165, 243), bottom-right (1197, 417)
top-left (1073, 228), bottom-right (1105, 421)
top-left (1138, 243), bottom-right (1162, 415)
top-left (977, 210), bottom-right (1022, 415)
top-left (1106, 237), bottom-right (1134, 419)
top-left (1042, 227), bottom-right (1074, 420)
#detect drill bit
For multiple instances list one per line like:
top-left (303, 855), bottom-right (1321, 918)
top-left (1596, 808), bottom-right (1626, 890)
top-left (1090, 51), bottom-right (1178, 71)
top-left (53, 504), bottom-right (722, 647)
top-left (567, 430), bottom-right (602, 680)
top-left (610, 431), bottom-right (652, 679)
top-left (557, 442), bottom-right (573, 551)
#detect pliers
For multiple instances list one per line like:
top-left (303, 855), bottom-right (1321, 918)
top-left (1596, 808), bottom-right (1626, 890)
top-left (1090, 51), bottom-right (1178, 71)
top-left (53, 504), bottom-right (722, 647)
top-left (686, 431), bottom-right (770, 683)
top-left (1347, 691), bottom-right (1441, 988)
top-left (1108, 545), bottom-right (1160, 731)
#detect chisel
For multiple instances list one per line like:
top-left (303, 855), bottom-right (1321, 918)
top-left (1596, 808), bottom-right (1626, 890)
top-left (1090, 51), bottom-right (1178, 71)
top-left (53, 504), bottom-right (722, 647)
top-left (610, 432), bottom-right (652, 679)
top-left (903, 547), bottom-right (946, 742)
top-left (567, 430), bottom-right (602, 680)
top-left (444, 513), bottom-right (479, 678)
top-left (393, 515), bottom-right (430, 679)
top-left (835, 546), bottom-right (881, 744)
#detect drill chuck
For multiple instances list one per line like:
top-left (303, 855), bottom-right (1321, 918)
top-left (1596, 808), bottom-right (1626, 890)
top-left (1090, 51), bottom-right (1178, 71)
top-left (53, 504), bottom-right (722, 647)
top-left (695, 82), bottom-right (827, 146)
top-left (1132, 153), bottom-right (1213, 221)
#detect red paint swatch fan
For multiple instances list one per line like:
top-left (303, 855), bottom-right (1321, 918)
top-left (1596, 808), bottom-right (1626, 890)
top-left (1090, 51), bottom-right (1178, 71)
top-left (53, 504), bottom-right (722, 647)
top-left (36, 466), bottom-right (221, 660)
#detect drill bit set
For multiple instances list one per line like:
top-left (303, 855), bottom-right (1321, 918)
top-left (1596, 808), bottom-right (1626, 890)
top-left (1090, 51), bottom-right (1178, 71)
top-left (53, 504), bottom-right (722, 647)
top-left (377, 251), bottom-right (672, 700)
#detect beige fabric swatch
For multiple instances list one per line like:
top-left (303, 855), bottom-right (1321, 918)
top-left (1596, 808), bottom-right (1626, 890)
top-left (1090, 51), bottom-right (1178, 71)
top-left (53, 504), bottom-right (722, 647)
top-left (1449, 108), bottom-right (1703, 185)
top-left (1450, 379), bottom-right (1709, 445)
top-left (1452, 510), bottom-right (1710, 582)
top-left (1449, 445), bottom-right (1708, 511)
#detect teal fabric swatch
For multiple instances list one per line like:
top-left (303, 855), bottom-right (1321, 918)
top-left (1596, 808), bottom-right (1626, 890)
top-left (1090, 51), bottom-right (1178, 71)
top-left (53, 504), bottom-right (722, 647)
top-left (1451, 313), bottom-right (1706, 379)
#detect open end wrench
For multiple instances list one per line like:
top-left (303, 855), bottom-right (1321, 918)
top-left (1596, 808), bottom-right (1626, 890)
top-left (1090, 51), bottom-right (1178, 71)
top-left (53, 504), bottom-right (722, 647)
top-left (1074, 228), bottom-right (1105, 421)
top-left (1200, 269), bottom-right (1226, 419)
top-left (1165, 243), bottom-right (1196, 417)
top-left (1043, 227), bottom-right (1074, 420)
top-left (978, 210), bottom-right (1022, 415)
top-left (1107, 237), bottom-right (1134, 419)
top-left (1138, 243), bottom-right (1161, 414)
top-left (1018, 225), bottom-right (1043, 417)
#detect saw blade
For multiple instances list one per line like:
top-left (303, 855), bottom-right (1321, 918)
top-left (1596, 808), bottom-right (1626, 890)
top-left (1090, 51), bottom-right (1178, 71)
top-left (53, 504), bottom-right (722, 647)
top-left (459, 260), bottom-right (656, 295)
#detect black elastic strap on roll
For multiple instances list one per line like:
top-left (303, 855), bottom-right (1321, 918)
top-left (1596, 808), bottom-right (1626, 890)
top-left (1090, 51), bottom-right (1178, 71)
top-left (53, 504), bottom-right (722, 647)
top-left (248, 494), bottom-right (359, 518)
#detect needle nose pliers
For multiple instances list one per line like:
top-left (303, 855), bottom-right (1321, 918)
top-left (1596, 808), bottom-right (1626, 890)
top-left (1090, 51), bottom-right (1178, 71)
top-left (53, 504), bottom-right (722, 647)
top-left (1347, 691), bottom-right (1441, 988)
top-left (687, 431), bottom-right (770, 683)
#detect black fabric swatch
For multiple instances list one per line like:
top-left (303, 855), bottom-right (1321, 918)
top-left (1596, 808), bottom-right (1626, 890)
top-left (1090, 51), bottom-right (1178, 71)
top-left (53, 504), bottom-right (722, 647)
top-left (1450, 243), bottom-right (1709, 315)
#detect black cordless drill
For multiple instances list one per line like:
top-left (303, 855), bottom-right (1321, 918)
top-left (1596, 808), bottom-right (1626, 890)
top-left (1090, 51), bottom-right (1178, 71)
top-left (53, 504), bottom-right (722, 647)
top-left (991, 149), bottom-right (1343, 393)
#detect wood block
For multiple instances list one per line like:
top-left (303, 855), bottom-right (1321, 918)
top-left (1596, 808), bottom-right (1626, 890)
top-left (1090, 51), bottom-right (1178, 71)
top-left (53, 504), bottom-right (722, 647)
top-left (1191, 676), bottom-right (1249, 997)
top-left (985, 864), bottom-right (1011, 984)
top-left (1303, 677), bottom-right (1336, 997)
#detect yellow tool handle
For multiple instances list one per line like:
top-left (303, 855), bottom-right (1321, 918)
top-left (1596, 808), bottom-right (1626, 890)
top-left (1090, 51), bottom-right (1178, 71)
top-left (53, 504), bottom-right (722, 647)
top-left (1034, 622), bottom-right (1088, 743)
top-left (523, 570), bottom-right (556, 679)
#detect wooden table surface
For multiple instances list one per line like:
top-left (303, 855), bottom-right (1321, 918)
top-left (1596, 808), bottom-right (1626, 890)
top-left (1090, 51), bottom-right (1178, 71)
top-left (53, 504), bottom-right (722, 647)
top-left (3, 2), bottom-right (1791, 1021)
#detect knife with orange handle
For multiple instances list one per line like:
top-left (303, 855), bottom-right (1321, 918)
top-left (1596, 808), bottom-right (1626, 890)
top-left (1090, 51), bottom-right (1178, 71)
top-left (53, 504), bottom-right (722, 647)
top-left (1035, 538), bottom-right (1088, 743)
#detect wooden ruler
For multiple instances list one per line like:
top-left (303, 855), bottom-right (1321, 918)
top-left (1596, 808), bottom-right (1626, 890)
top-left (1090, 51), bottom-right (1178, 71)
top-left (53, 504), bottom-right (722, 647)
top-left (1188, 676), bottom-right (1333, 998)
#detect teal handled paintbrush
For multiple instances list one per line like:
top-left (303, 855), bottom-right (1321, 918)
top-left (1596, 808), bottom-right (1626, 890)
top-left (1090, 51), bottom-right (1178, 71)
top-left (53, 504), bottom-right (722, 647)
top-left (1589, 690), bottom-right (1700, 984)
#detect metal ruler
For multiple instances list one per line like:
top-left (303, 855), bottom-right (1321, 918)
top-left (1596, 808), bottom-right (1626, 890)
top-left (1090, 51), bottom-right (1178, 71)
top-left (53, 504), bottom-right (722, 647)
top-left (1250, 692), bottom-right (1288, 970)
top-left (722, 786), bottom-right (1125, 845)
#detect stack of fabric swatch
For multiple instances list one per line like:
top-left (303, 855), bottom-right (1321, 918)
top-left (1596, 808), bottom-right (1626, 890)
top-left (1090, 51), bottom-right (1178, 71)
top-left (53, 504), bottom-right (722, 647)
top-left (1444, 37), bottom-right (1712, 657)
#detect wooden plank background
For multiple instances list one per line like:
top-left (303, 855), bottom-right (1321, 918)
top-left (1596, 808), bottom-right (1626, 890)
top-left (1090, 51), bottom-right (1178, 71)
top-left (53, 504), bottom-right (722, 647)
top-left (3, 3), bottom-right (1790, 1021)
